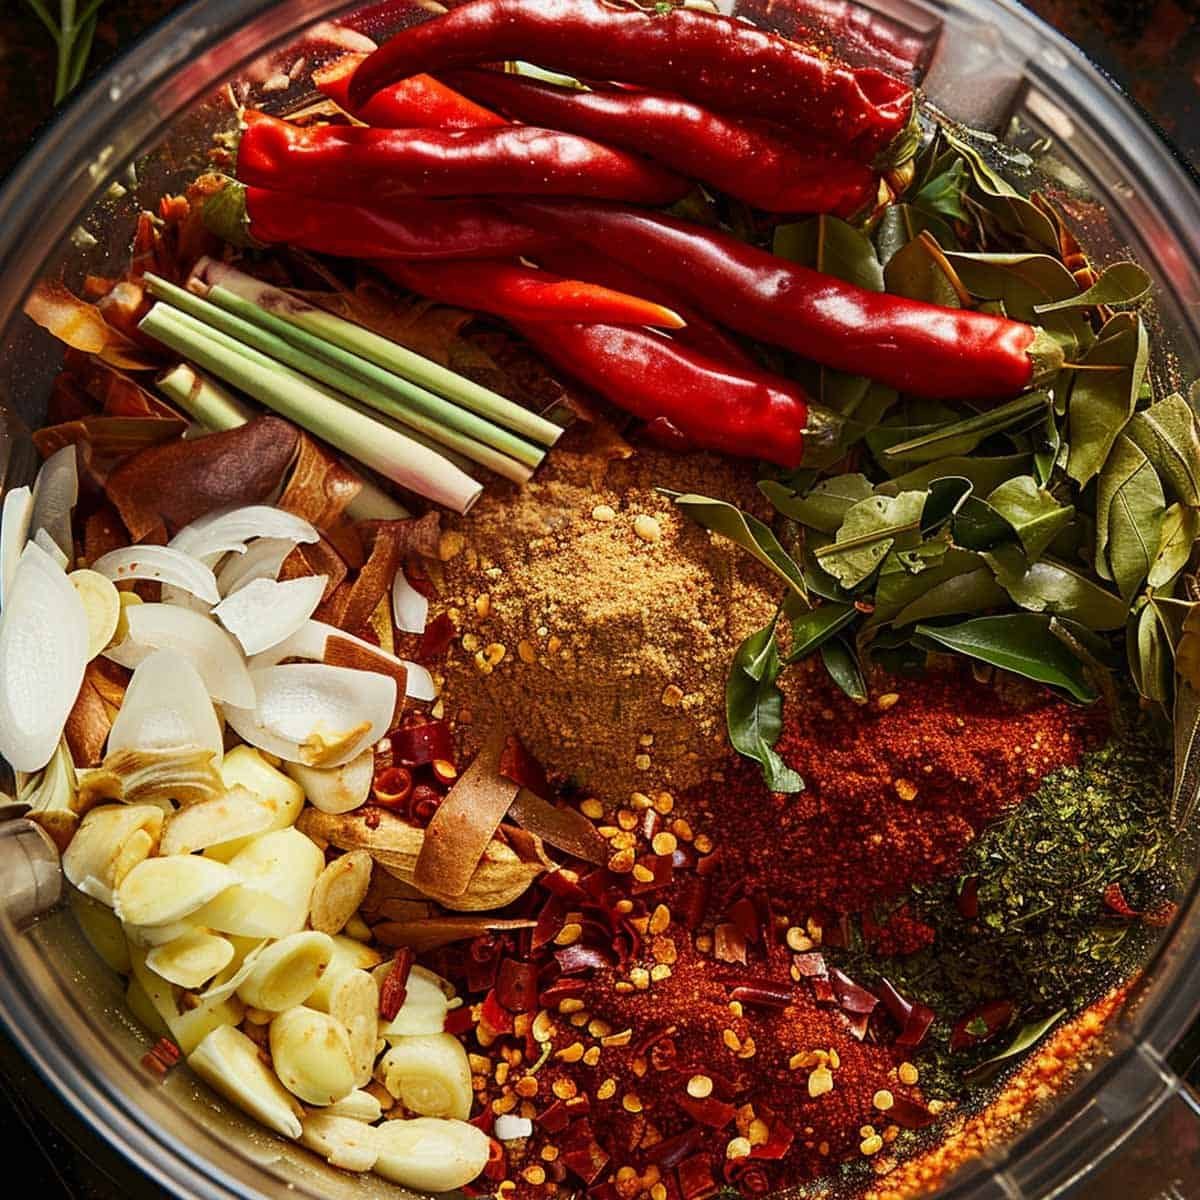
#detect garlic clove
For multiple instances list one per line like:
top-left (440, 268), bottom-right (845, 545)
top-left (269, 1006), bottom-right (357, 1107)
top-left (236, 930), bottom-right (334, 1012)
top-left (376, 1032), bottom-right (472, 1120)
top-left (115, 854), bottom-right (236, 927)
top-left (371, 1118), bottom-right (490, 1192)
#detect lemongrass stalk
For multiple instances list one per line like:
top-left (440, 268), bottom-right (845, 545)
top-left (145, 274), bottom-right (534, 483)
top-left (192, 258), bottom-right (562, 448)
top-left (156, 363), bottom-right (412, 522)
top-left (140, 304), bottom-right (482, 515)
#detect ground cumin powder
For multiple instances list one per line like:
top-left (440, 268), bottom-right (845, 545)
top-left (435, 439), bottom-right (778, 803)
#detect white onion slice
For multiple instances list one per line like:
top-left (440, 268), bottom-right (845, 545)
top-left (33, 526), bottom-right (69, 569)
top-left (171, 506), bottom-right (318, 561)
top-left (223, 664), bottom-right (396, 767)
top-left (250, 620), bottom-right (436, 701)
top-left (29, 445), bottom-right (78, 559)
top-left (91, 545), bottom-right (220, 606)
top-left (0, 540), bottom-right (89, 772)
top-left (106, 604), bottom-right (255, 708)
top-left (0, 485), bottom-right (33, 608)
top-left (391, 565), bottom-right (428, 635)
top-left (108, 648), bottom-right (224, 762)
top-left (217, 538), bottom-right (296, 596)
top-left (214, 576), bottom-right (327, 656)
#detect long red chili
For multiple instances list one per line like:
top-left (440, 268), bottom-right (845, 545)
top-left (314, 53), bottom-right (505, 129)
top-left (373, 258), bottom-right (685, 329)
top-left (204, 181), bottom-right (558, 261)
top-left (511, 321), bottom-right (842, 468)
top-left (237, 110), bottom-right (690, 206)
top-left (348, 0), bottom-right (914, 159)
top-left (506, 200), bottom-right (1061, 401)
top-left (441, 68), bottom-right (878, 216)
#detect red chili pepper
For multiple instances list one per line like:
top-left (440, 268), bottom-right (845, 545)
top-left (507, 200), bottom-right (1061, 402)
top-left (237, 110), bottom-right (690, 206)
top-left (372, 765), bottom-right (413, 809)
top-left (949, 998), bottom-right (1014, 1051)
top-left (379, 946), bottom-right (415, 1019)
top-left (373, 258), bottom-right (685, 329)
top-left (315, 52), bottom-right (506, 129)
top-left (348, 0), bottom-right (914, 159)
top-left (444, 68), bottom-right (878, 216)
top-left (512, 320), bottom-right (843, 469)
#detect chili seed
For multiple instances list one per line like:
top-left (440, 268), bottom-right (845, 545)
top-left (532, 1011), bottom-right (555, 1042)
top-left (737, 1037), bottom-right (757, 1059)
top-left (899, 1062), bottom-right (919, 1085)
top-left (861, 1135), bottom-right (883, 1156)
top-left (650, 964), bottom-right (672, 982)
top-left (877, 692), bottom-right (900, 711)
top-left (748, 1118), bottom-right (770, 1146)
top-left (622, 1093), bottom-right (644, 1113)
top-left (635, 754), bottom-right (652, 770)
top-left (687, 1075), bottom-right (713, 1099)
top-left (493, 1094), bottom-right (518, 1114)
top-left (552, 1078), bottom-right (578, 1100)
top-left (602, 1029), bottom-right (633, 1048)
top-left (559, 997), bottom-right (585, 1013)
top-left (651, 1185), bottom-right (668, 1200)
top-left (495, 1061), bottom-right (510, 1085)
top-left (554, 923), bottom-right (583, 947)
top-left (615, 899), bottom-right (634, 915)
top-left (874, 1090), bottom-right (894, 1111)
top-left (462, 633), bottom-right (480, 652)
top-left (631, 1056), bottom-right (648, 1078)
top-left (609, 849), bottom-right (636, 873)
top-left (808, 1067), bottom-right (834, 1098)
top-left (439, 531), bottom-right (465, 560)
top-left (828, 1049), bottom-right (840, 1069)
top-left (569, 1011), bottom-right (590, 1027)
top-left (894, 778), bottom-right (918, 802)
top-left (649, 904), bottom-right (671, 935)
top-left (728, 1001), bottom-right (744, 1018)
top-left (634, 515), bottom-right (662, 542)
top-left (598, 1077), bottom-right (618, 1100)
top-left (632, 864), bottom-right (655, 883)
top-left (928, 1099), bottom-right (947, 1115)
top-left (722, 1029), bottom-right (742, 1052)
top-left (653, 792), bottom-right (675, 815)
top-left (523, 1165), bottom-right (547, 1185)
top-left (785, 926), bottom-right (814, 952)
top-left (542, 1146), bottom-right (560, 1162)
top-left (617, 808), bottom-right (638, 831)
top-left (629, 967), bottom-right (650, 990)
top-left (515, 1076), bottom-right (538, 1098)
top-left (583, 1046), bottom-right (601, 1067)
top-left (860, 1125), bottom-right (876, 1139)
top-left (592, 504), bottom-right (616, 521)
top-left (580, 799), bottom-right (604, 819)
top-left (652, 937), bottom-right (677, 965)
top-left (726, 1137), bottom-right (752, 1160)
top-left (651, 832), bottom-right (678, 856)
top-left (556, 1043), bottom-right (585, 1064)
top-left (694, 833), bottom-right (713, 853)
top-left (672, 818), bottom-right (694, 842)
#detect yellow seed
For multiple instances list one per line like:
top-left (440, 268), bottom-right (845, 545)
top-left (635, 754), bottom-right (652, 771)
top-left (610, 830), bottom-right (636, 851)
top-left (899, 1062), bottom-right (919, 1086)
top-left (492, 1093), bottom-right (518, 1114)
top-left (485, 642), bottom-right (506, 665)
top-left (722, 1029), bottom-right (742, 1053)
top-left (638, 733), bottom-right (654, 748)
top-left (874, 1090), bottom-right (894, 1111)
top-left (861, 1135), bottom-right (883, 1156)
top-left (786, 926), bottom-right (814, 952)
top-left (622, 1093), bottom-right (644, 1114)
top-left (829, 1048), bottom-right (841, 1070)
top-left (614, 981), bottom-right (634, 994)
top-left (588, 1019), bottom-right (612, 1038)
top-left (748, 1119), bottom-right (770, 1146)
top-left (592, 504), bottom-right (616, 522)
top-left (808, 1067), bottom-right (834, 1098)
top-left (687, 1075), bottom-right (713, 1099)
top-left (614, 899), bottom-right (634, 915)
top-left (554, 923), bottom-right (583, 947)
top-left (583, 1046), bottom-right (601, 1067)
top-left (552, 1077), bottom-right (578, 1099)
top-left (569, 1011), bottom-right (589, 1027)
top-left (788, 1052), bottom-right (810, 1071)
top-left (547, 635), bottom-right (562, 653)
top-left (495, 1061), bottom-right (510, 1085)
top-left (438, 531), bottom-right (465, 560)
top-left (928, 1099), bottom-right (946, 1115)
top-left (634, 515), bottom-right (662, 542)
top-left (532, 1010), bottom-right (555, 1043)
top-left (877, 692), bottom-right (900, 711)
top-left (652, 937), bottom-right (677, 965)
top-left (542, 1145), bottom-right (560, 1162)
top-left (895, 778), bottom-right (918, 802)
top-left (653, 792), bottom-right (675, 815)
top-left (661, 684), bottom-right (683, 708)
top-left (597, 1078), bottom-right (617, 1100)
top-left (860, 1126), bottom-right (876, 1140)
top-left (556, 1042), bottom-right (585, 1064)
top-left (515, 1076), bottom-right (539, 1098)
top-left (581, 798), bottom-right (604, 819)
top-left (518, 639), bottom-right (537, 664)
top-left (523, 1165), bottom-right (547, 1185)
top-left (629, 967), bottom-right (650, 990)
top-left (728, 1001), bottom-right (743, 1018)
top-left (469, 1053), bottom-right (490, 1073)
top-left (616, 1168), bottom-right (638, 1185)
top-left (726, 1137), bottom-right (752, 1161)
top-left (694, 834), bottom-right (713, 854)
top-left (475, 594), bottom-right (491, 618)
top-left (631, 1056), bottom-right (648, 1078)
top-left (651, 1185), bottom-right (668, 1200)
top-left (632, 864), bottom-right (655, 883)
top-left (737, 1037), bottom-right (757, 1059)
top-left (609, 849), bottom-right (636, 873)
top-left (617, 808), bottom-right (638, 831)
top-left (651, 832), bottom-right (678, 856)
top-left (650, 963), bottom-right (672, 982)
top-left (602, 1029), bottom-right (633, 1048)
top-left (461, 633), bottom-right (480, 652)
top-left (559, 997), bottom-right (585, 1014)
top-left (648, 904), bottom-right (671, 935)
top-left (672, 819), bottom-right (694, 842)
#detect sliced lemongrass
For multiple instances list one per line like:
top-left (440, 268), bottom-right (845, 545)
top-left (309, 936), bottom-right (385, 1011)
top-left (0, 485), bottom-right (33, 607)
top-left (212, 746), bottom-right (305, 857)
top-left (371, 1118), bottom-right (491, 1191)
top-left (68, 569), bottom-right (121, 659)
top-left (170, 504), bottom-right (318, 561)
top-left (160, 785), bottom-right (276, 856)
top-left (115, 854), bottom-right (237, 927)
top-left (223, 663), bottom-right (395, 768)
top-left (213, 575), bottom-right (326, 655)
top-left (391, 564), bottom-right (428, 635)
top-left (106, 603), bottom-right (255, 708)
top-left (29, 445), bottom-right (78, 559)
top-left (270, 1006), bottom-right (358, 1105)
top-left (147, 275), bottom-right (538, 480)
top-left (140, 302), bottom-right (482, 514)
top-left (0, 540), bottom-right (89, 772)
top-left (107, 648), bottom-right (224, 763)
top-left (309, 850), bottom-right (373, 935)
top-left (157, 363), bottom-right (409, 523)
top-left (324, 968), bottom-right (378, 1086)
top-left (146, 930), bottom-right (236, 990)
top-left (216, 537), bottom-right (295, 596)
top-left (283, 750), bottom-right (373, 815)
top-left (33, 526), bottom-right (69, 568)
top-left (193, 259), bottom-right (561, 448)
top-left (91, 544), bottom-right (220, 605)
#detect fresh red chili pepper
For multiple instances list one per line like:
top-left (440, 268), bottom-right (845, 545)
top-left (314, 52), bottom-right (506, 129)
top-left (348, 0), bottom-right (914, 159)
top-left (205, 181), bottom-right (556, 262)
top-left (373, 257), bottom-right (684, 329)
top-left (443, 68), bottom-right (878, 216)
top-left (508, 200), bottom-right (1061, 401)
top-left (512, 320), bottom-right (842, 469)
top-left (237, 110), bottom-right (690, 206)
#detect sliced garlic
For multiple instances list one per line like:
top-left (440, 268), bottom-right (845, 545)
top-left (270, 1006), bottom-right (357, 1106)
top-left (168, 989), bottom-right (246, 1057)
top-left (68, 889), bottom-right (131, 973)
top-left (115, 854), bottom-right (236, 927)
top-left (188, 1024), bottom-right (302, 1139)
top-left (307, 935), bottom-right (385, 1010)
top-left (316, 967), bottom-right (378, 1088)
top-left (284, 751), bottom-right (373, 815)
top-left (69, 569), bottom-right (121, 660)
top-left (125, 976), bottom-right (170, 1039)
top-left (207, 746), bottom-right (304, 862)
top-left (237, 931), bottom-right (334, 1012)
top-left (160, 785), bottom-right (276, 856)
top-left (371, 1118), bottom-right (491, 1192)
top-left (322, 1089), bottom-right (383, 1123)
top-left (377, 1033), bottom-right (472, 1120)
top-left (300, 1113), bottom-right (379, 1173)
top-left (146, 929), bottom-right (235, 990)
top-left (309, 850), bottom-right (373, 935)
top-left (62, 804), bottom-right (164, 907)
top-left (376, 964), bottom-right (452, 1038)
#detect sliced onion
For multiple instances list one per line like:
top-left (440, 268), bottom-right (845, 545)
top-left (251, 620), bottom-right (436, 701)
top-left (0, 486), bottom-right (33, 608)
top-left (29, 445), bottom-right (79, 560)
top-left (108, 647), bottom-right (225, 762)
top-left (391, 565), bottom-right (428, 635)
top-left (217, 538), bottom-right (296, 596)
top-left (33, 526), bottom-right (69, 569)
top-left (0, 541), bottom-right (89, 772)
top-left (91, 545), bottom-right (220, 606)
top-left (214, 575), bottom-right (328, 656)
top-left (223, 664), bottom-right (396, 767)
top-left (171, 505), bottom-right (318, 561)
top-left (106, 603), bottom-right (255, 708)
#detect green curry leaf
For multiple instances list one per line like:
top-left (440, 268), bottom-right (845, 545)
top-left (1094, 434), bottom-right (1166, 600)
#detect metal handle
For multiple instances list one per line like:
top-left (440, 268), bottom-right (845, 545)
top-left (0, 818), bottom-right (62, 925)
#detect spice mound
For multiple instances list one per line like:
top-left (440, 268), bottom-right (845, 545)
top-left (438, 442), bottom-right (778, 803)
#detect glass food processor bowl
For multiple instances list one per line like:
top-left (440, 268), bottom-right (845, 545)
top-left (1, 1), bottom-right (1200, 1197)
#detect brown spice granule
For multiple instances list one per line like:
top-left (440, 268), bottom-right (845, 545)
top-left (437, 442), bottom-right (777, 802)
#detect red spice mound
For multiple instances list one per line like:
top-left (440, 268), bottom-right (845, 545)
top-left (695, 664), bottom-right (1104, 921)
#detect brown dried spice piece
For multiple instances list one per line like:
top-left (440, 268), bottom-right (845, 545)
top-left (277, 432), bottom-right (363, 535)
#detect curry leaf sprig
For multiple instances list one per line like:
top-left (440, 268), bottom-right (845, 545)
top-left (24, 0), bottom-right (106, 103)
top-left (671, 128), bottom-right (1198, 799)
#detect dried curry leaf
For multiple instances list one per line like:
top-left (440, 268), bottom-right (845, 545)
top-left (1148, 503), bottom-right (1199, 590)
top-left (876, 391), bottom-right (1050, 464)
top-left (1094, 434), bottom-right (1165, 599)
top-left (985, 544), bottom-right (1128, 631)
top-left (819, 637), bottom-right (867, 702)
top-left (1033, 262), bottom-right (1152, 313)
top-left (818, 491), bottom-right (925, 588)
top-left (1124, 394), bottom-right (1200, 508)
top-left (985, 476), bottom-right (1075, 562)
top-left (883, 235), bottom-right (962, 307)
top-left (963, 1009), bottom-right (1067, 1086)
top-left (772, 215), bottom-right (884, 293)
top-left (760, 473), bottom-right (874, 533)
top-left (786, 602), bottom-right (857, 662)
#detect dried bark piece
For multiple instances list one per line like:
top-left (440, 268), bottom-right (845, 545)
top-left (278, 433), bottom-right (363, 535)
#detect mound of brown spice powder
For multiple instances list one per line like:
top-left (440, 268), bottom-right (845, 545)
top-left (435, 439), bottom-right (778, 803)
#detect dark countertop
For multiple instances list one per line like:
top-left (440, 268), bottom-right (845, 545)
top-left (0, 1), bottom-right (1198, 1196)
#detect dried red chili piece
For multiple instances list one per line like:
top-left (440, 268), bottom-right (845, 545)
top-left (876, 976), bottom-right (913, 1027)
top-left (792, 952), bottom-right (826, 978)
top-left (495, 957), bottom-right (538, 1012)
top-left (379, 947), bottom-right (415, 1020)
top-left (631, 854), bottom-right (674, 894)
top-left (956, 875), bottom-right (980, 919)
top-left (479, 988), bottom-right (515, 1035)
top-left (482, 1137), bottom-right (506, 1181)
top-left (443, 1004), bottom-right (474, 1035)
top-left (714, 923), bottom-right (747, 965)
top-left (897, 1001), bottom-right (936, 1048)
top-left (749, 1114), bottom-right (794, 1161)
top-left (829, 968), bottom-right (879, 1015)
top-left (949, 999), bottom-right (1014, 1052)
top-left (559, 1119), bottom-right (610, 1184)
top-left (728, 896), bottom-right (761, 944)
top-left (678, 1095), bottom-right (736, 1128)
top-left (537, 1099), bottom-right (572, 1132)
top-left (416, 611), bottom-right (456, 663)
top-left (1102, 881), bottom-right (1140, 918)
top-left (372, 765), bottom-right (413, 810)
top-left (646, 1126), bottom-right (704, 1169)
top-left (539, 977), bottom-right (588, 1008)
top-left (392, 717), bottom-right (454, 766)
top-left (730, 982), bottom-right (795, 1010)
top-left (676, 1152), bottom-right (719, 1200)
top-left (499, 732), bottom-right (552, 798)
top-left (555, 944), bottom-right (610, 975)
top-left (887, 1094), bottom-right (938, 1129)
top-left (541, 867), bottom-right (589, 902)
top-left (1144, 898), bottom-right (1179, 927)
top-left (533, 893), bottom-right (567, 950)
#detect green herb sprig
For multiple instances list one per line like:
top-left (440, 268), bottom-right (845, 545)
top-left (24, 0), bottom-right (106, 103)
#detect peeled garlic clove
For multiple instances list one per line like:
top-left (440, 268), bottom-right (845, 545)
top-left (127, 941), bottom-right (181, 1028)
top-left (237, 930), bottom-right (334, 1012)
top-left (284, 751), bottom-right (373, 816)
top-left (372, 1118), bottom-right (490, 1192)
top-left (68, 888), bottom-right (131, 973)
top-left (146, 929), bottom-right (235, 990)
top-left (300, 1113), bottom-right (379, 1173)
top-left (169, 989), bottom-right (246, 1057)
top-left (322, 1089), bottom-right (383, 1124)
top-left (270, 1006), bottom-right (357, 1106)
top-left (313, 967), bottom-right (378, 1088)
top-left (377, 964), bottom-right (452, 1038)
top-left (160, 786), bottom-right (276, 856)
top-left (207, 746), bottom-right (304, 862)
top-left (194, 937), bottom-right (268, 1005)
top-left (377, 1033), bottom-right (472, 1120)
top-left (124, 917), bottom-right (199, 947)
top-left (309, 850), bottom-right (373, 936)
top-left (189, 1024), bottom-right (303, 1140)
top-left (307, 935), bottom-right (385, 1011)
top-left (62, 804), bottom-right (165, 906)
top-left (69, 569), bottom-right (121, 660)
top-left (115, 854), bottom-right (236, 927)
